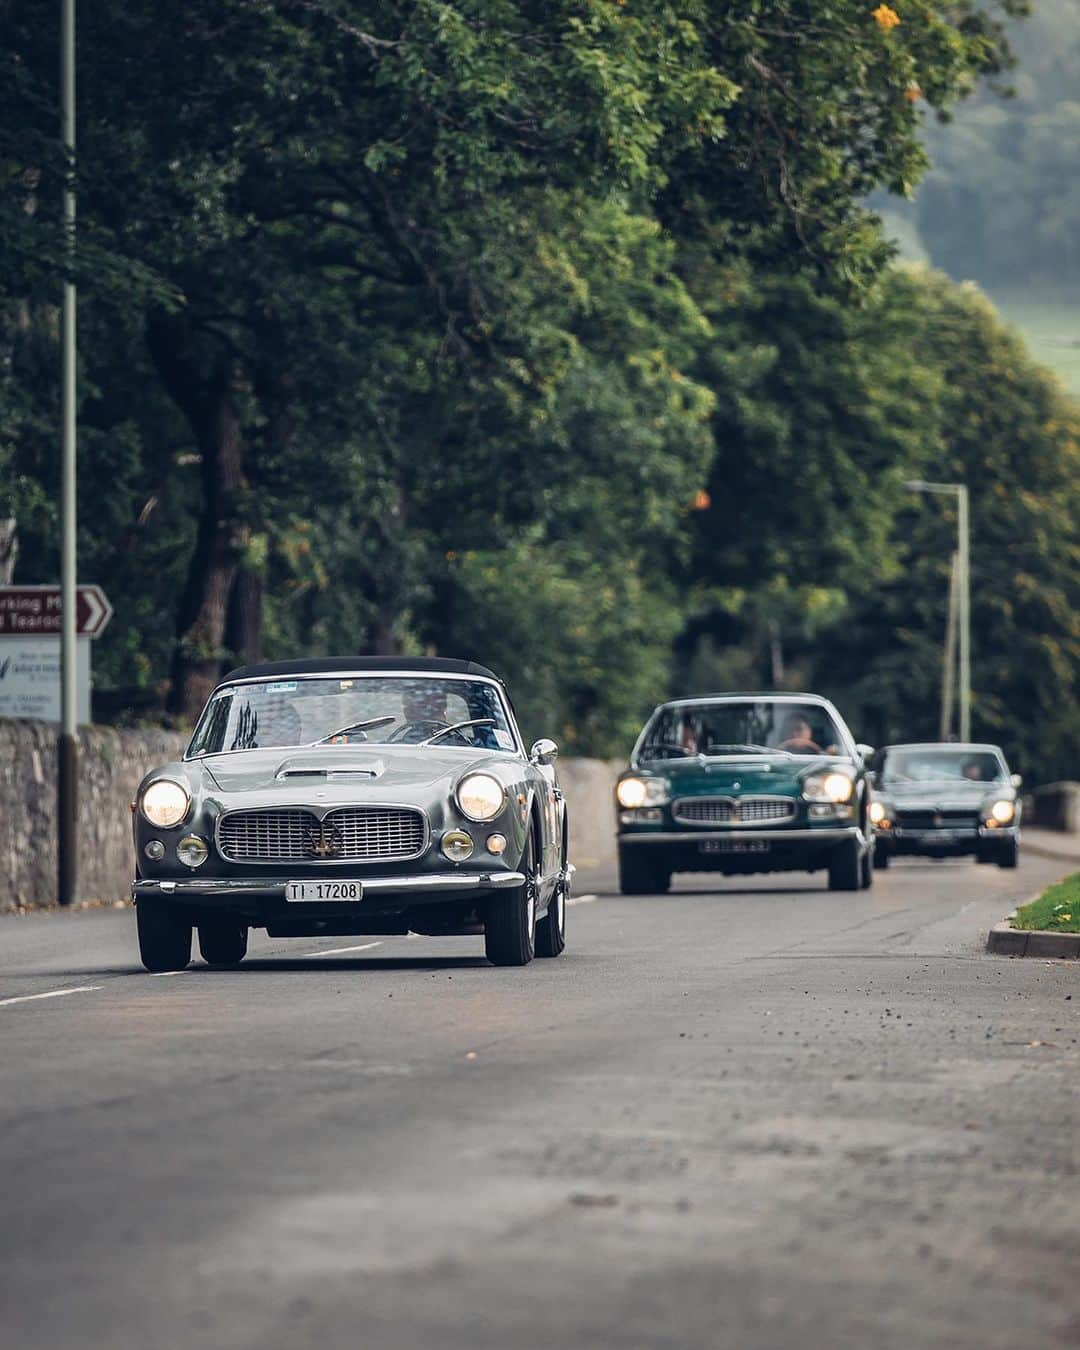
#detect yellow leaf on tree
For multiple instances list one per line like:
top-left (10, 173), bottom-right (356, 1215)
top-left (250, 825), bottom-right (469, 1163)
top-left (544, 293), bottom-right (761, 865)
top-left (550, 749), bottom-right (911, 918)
top-left (873, 5), bottom-right (901, 30)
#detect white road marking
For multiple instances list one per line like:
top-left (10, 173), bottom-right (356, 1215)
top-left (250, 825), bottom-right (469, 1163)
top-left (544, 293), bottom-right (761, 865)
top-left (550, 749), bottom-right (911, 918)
top-left (310, 942), bottom-right (383, 957)
top-left (149, 970), bottom-right (190, 977)
top-left (568, 893), bottom-right (596, 906)
top-left (0, 985), bottom-right (102, 1008)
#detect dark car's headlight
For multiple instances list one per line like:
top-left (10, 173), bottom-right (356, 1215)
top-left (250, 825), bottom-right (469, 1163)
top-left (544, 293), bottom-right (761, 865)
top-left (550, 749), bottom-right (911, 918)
top-left (987, 799), bottom-right (1015, 825)
top-left (140, 779), bottom-right (191, 828)
top-left (803, 770), bottom-right (855, 804)
top-left (457, 773), bottom-right (506, 822)
top-left (869, 800), bottom-right (891, 825)
top-left (616, 777), bottom-right (669, 808)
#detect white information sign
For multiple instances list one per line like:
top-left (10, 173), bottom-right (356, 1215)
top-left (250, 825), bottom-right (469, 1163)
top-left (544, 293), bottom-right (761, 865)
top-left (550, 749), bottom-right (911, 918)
top-left (0, 636), bottom-right (91, 724)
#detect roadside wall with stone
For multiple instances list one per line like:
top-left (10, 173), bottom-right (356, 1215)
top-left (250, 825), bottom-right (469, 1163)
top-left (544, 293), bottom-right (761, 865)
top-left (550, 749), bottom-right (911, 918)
top-left (1026, 781), bottom-right (1080, 834)
top-left (0, 721), bottom-right (621, 909)
top-left (0, 721), bottom-right (187, 910)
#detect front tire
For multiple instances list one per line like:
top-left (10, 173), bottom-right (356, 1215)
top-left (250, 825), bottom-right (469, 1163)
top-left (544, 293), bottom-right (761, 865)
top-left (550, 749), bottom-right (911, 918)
top-left (860, 845), bottom-right (874, 889)
top-left (997, 837), bottom-right (1019, 869)
top-left (485, 833), bottom-right (538, 966)
top-left (618, 847), bottom-right (671, 895)
top-left (828, 838), bottom-right (861, 892)
top-left (198, 920), bottom-right (248, 967)
top-left (873, 846), bottom-right (890, 870)
top-left (535, 879), bottom-right (566, 958)
top-left (137, 901), bottom-right (192, 973)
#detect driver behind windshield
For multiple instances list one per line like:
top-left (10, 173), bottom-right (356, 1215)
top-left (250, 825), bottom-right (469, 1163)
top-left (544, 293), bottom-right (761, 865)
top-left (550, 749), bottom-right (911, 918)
top-left (776, 713), bottom-right (821, 755)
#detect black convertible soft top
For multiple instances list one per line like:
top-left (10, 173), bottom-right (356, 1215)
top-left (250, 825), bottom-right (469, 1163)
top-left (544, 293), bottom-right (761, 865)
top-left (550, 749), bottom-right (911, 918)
top-left (222, 656), bottom-right (504, 684)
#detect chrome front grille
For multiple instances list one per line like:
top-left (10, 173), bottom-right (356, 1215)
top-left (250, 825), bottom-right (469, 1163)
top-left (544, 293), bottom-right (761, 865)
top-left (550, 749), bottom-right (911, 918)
top-left (218, 806), bottom-right (426, 863)
top-left (672, 796), bottom-right (796, 827)
top-left (895, 808), bottom-right (978, 831)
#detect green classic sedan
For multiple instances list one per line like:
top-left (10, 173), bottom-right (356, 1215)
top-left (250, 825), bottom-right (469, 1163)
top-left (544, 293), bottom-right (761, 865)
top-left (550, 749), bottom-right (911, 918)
top-left (615, 693), bottom-right (875, 894)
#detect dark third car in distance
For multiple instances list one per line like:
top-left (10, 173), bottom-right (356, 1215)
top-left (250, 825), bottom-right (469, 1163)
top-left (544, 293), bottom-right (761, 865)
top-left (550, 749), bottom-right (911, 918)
top-left (869, 742), bottom-right (1021, 868)
top-left (131, 656), bottom-right (570, 971)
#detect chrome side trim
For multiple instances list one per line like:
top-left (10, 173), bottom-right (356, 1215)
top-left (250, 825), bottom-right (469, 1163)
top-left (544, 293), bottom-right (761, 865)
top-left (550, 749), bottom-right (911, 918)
top-left (618, 827), bottom-right (862, 844)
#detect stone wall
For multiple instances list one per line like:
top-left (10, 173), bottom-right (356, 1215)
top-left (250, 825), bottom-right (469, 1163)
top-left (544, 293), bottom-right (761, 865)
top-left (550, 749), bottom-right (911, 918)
top-left (1026, 781), bottom-right (1080, 834)
top-left (0, 721), bottom-right (621, 909)
top-left (0, 720), bottom-right (187, 910)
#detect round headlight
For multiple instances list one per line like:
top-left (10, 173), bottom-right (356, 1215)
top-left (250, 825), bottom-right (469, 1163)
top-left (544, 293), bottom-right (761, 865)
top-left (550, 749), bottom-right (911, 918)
top-left (177, 834), bottom-right (209, 869)
top-left (990, 799), bottom-right (1015, 824)
top-left (441, 829), bottom-right (475, 861)
top-left (869, 800), bottom-right (887, 825)
top-left (617, 778), bottom-right (648, 808)
top-left (141, 779), bottom-right (191, 828)
top-left (804, 771), bottom-right (855, 804)
top-left (457, 773), bottom-right (505, 822)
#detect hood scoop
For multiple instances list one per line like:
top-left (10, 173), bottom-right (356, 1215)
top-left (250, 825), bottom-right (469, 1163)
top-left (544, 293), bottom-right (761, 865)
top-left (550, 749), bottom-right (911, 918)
top-left (274, 756), bottom-right (386, 781)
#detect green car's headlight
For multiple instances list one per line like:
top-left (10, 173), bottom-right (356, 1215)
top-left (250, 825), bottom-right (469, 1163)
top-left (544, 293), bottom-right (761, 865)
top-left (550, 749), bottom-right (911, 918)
top-left (617, 777), bottom-right (669, 808)
top-left (803, 770), bottom-right (855, 804)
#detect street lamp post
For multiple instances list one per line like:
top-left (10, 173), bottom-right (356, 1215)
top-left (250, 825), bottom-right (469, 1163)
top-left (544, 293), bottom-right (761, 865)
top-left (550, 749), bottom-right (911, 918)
top-left (904, 480), bottom-right (971, 742)
top-left (58, 0), bottom-right (78, 904)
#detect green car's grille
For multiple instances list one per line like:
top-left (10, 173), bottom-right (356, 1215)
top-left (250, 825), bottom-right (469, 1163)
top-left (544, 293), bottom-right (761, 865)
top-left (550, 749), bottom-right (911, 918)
top-left (218, 806), bottom-right (427, 862)
top-left (672, 796), bottom-right (796, 827)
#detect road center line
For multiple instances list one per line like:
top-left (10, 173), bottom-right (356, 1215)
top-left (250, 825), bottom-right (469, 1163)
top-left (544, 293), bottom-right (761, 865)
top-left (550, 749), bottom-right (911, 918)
top-left (0, 985), bottom-right (102, 1008)
top-left (568, 893), bottom-right (596, 906)
top-left (310, 942), bottom-right (383, 957)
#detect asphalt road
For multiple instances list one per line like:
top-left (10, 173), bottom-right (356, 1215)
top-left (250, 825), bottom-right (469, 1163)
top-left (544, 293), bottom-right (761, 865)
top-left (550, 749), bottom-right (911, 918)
top-left (2, 853), bottom-right (1078, 1350)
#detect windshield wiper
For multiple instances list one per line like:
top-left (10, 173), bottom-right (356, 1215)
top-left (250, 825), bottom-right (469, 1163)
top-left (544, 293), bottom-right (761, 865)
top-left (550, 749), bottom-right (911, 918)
top-left (703, 743), bottom-right (777, 755)
top-left (420, 718), bottom-right (496, 746)
top-left (310, 715), bottom-right (398, 745)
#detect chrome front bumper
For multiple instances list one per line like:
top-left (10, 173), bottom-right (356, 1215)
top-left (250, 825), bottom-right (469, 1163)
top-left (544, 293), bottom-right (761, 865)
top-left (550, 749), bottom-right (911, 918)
top-left (133, 871), bottom-right (525, 903)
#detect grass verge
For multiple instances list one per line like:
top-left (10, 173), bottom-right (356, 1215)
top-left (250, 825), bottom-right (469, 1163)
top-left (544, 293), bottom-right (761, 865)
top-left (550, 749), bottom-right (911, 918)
top-left (1012, 873), bottom-right (1080, 933)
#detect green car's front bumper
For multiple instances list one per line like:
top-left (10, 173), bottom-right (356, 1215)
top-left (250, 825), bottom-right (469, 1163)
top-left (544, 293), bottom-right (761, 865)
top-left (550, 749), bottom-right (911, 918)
top-left (617, 825), bottom-right (864, 873)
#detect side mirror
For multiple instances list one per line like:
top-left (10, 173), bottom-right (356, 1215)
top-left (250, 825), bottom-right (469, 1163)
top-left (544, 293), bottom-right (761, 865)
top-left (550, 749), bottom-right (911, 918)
top-left (855, 743), bottom-right (875, 763)
top-left (1010, 773), bottom-right (1022, 788)
top-left (530, 738), bottom-right (558, 766)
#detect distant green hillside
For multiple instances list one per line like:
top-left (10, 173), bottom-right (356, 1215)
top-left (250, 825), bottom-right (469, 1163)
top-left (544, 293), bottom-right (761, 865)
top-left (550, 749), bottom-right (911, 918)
top-left (877, 0), bottom-right (1080, 393)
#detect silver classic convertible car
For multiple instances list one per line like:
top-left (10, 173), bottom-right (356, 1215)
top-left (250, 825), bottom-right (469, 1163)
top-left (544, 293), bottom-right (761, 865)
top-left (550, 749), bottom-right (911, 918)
top-left (132, 657), bottom-right (570, 970)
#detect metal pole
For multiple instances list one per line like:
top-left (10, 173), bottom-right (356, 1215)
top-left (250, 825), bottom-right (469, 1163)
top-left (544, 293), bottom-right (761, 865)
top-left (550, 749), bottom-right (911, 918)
top-left (956, 484), bottom-right (971, 743)
top-left (940, 551), bottom-right (959, 741)
top-left (58, 0), bottom-right (77, 905)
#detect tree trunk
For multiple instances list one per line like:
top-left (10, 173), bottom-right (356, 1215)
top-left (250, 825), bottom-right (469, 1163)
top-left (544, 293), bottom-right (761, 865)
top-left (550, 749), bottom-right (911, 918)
top-left (0, 518), bottom-right (17, 584)
top-left (147, 314), bottom-right (247, 720)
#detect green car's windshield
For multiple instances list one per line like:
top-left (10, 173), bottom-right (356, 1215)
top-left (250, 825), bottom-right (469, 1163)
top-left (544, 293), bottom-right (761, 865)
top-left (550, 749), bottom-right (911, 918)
top-left (187, 676), bottom-right (516, 755)
top-left (640, 701), bottom-right (845, 760)
top-left (879, 748), bottom-right (1006, 784)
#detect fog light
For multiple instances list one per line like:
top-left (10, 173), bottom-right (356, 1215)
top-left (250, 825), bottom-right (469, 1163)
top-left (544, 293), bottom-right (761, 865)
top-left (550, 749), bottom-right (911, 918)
top-left (144, 840), bottom-right (165, 861)
top-left (486, 832), bottom-right (507, 856)
top-left (442, 830), bottom-right (474, 861)
top-left (176, 834), bottom-right (209, 869)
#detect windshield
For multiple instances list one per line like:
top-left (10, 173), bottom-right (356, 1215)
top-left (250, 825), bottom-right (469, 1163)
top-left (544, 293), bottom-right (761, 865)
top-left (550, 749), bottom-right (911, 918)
top-left (640, 701), bottom-right (846, 760)
top-left (879, 748), bottom-right (1006, 785)
top-left (187, 676), bottom-right (516, 756)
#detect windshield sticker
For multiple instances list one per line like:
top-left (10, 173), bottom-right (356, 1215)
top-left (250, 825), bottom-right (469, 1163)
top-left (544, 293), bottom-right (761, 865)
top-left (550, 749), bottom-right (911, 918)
top-left (494, 728), bottom-right (514, 749)
top-left (339, 680), bottom-right (355, 690)
top-left (266, 682), bottom-right (298, 693)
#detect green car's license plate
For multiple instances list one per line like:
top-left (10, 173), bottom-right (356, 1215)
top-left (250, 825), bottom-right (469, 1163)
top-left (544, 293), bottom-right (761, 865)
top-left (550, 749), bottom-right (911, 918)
top-left (699, 840), bottom-right (770, 855)
top-left (285, 880), bottom-right (364, 902)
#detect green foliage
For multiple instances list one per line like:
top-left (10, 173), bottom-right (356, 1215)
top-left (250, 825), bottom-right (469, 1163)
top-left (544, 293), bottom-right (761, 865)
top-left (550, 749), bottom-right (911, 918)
top-left (4, 0), bottom-right (1068, 765)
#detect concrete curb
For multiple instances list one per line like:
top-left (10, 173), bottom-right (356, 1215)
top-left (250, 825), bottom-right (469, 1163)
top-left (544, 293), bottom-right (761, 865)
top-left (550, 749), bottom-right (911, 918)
top-left (987, 921), bottom-right (1080, 959)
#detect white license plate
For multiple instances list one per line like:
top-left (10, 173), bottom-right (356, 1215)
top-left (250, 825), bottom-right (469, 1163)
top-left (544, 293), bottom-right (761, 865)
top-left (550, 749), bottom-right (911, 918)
top-left (285, 880), bottom-right (364, 903)
top-left (700, 839), bottom-right (770, 855)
